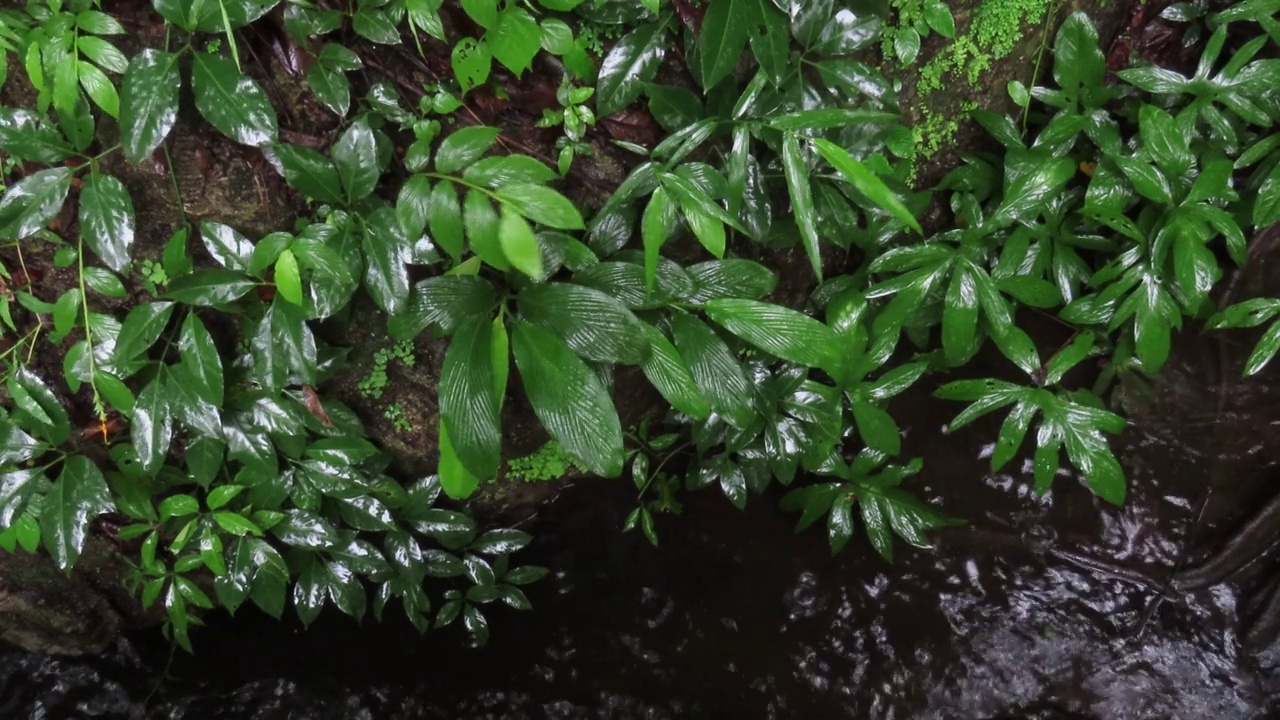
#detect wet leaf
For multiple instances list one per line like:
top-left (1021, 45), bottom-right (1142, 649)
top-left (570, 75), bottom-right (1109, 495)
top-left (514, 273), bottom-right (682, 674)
top-left (362, 207), bottom-right (412, 315)
top-left (390, 275), bottom-right (497, 341)
top-left (597, 20), bottom-right (667, 116)
top-left (441, 319), bottom-right (502, 480)
top-left (451, 37), bottom-right (492, 93)
top-left (511, 321), bottom-right (624, 477)
top-left (498, 206), bottom-right (543, 278)
top-left (191, 51), bottom-right (277, 147)
top-left (437, 126), bottom-right (501, 175)
top-left (495, 184), bottom-right (584, 230)
top-left (670, 313), bottom-right (755, 428)
top-left (782, 134), bottom-right (822, 279)
top-left (0, 108), bottom-right (73, 163)
top-left (638, 323), bottom-right (711, 420)
top-left (812, 139), bottom-right (920, 233)
top-left (272, 143), bottom-right (344, 205)
top-left (179, 314), bottom-right (224, 407)
top-left (333, 118), bottom-right (380, 203)
top-left (132, 378), bottom-right (172, 476)
top-left (699, 0), bottom-right (749, 88)
top-left (0, 167), bottom-right (71, 240)
top-left (10, 369), bottom-right (70, 446)
top-left (165, 270), bottom-right (257, 306)
top-left (517, 283), bottom-right (648, 364)
top-left (703, 299), bottom-right (841, 374)
top-left (490, 7), bottom-right (540, 76)
top-left (41, 456), bottom-right (113, 572)
top-left (78, 173), bottom-right (135, 272)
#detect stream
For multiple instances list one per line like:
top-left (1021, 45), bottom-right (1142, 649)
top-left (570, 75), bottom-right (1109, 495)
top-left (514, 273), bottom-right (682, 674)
top-left (3, 335), bottom-right (1280, 719)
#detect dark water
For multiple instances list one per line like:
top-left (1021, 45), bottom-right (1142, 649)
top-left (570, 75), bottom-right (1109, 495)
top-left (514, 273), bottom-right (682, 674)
top-left (5, 336), bottom-right (1280, 718)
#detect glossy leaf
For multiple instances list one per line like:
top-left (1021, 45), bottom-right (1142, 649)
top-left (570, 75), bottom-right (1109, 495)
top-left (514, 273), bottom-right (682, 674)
top-left (597, 20), bottom-right (667, 116)
top-left (78, 173), bottom-right (136, 272)
top-left (132, 378), bottom-right (172, 476)
top-left (495, 184), bottom-right (584, 230)
top-left (703, 299), bottom-right (841, 374)
top-left (440, 318), bottom-right (502, 480)
top-left (670, 314), bottom-right (755, 428)
top-left (511, 321), bottom-right (624, 477)
top-left (782, 134), bottom-right (822, 279)
top-left (272, 144), bottom-right (344, 205)
top-left (517, 283), bottom-right (649, 364)
top-left (41, 456), bottom-right (113, 572)
top-left (638, 323), bottom-right (711, 420)
top-left (0, 168), bottom-right (71, 240)
top-left (333, 118), bottom-right (380, 203)
top-left (699, 0), bottom-right (749, 88)
top-left (436, 126), bottom-right (499, 174)
top-left (191, 51), bottom-right (277, 147)
top-left (362, 208), bottom-right (412, 315)
top-left (812, 139), bottom-right (920, 233)
top-left (498, 206), bottom-right (543, 278)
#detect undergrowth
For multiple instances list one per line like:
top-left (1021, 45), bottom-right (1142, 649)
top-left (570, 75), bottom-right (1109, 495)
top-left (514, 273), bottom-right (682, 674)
top-left (0, 0), bottom-right (1278, 653)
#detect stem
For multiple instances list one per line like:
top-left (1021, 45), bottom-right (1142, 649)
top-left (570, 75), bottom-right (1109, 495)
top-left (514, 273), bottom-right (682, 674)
top-left (76, 233), bottom-right (104, 418)
top-left (636, 440), bottom-right (692, 500)
top-left (162, 142), bottom-right (188, 227)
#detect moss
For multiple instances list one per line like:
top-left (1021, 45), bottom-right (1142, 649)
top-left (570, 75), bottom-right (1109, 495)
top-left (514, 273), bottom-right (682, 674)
top-left (903, 0), bottom-right (1054, 182)
top-left (357, 338), bottom-right (415, 399)
top-left (505, 441), bottom-right (585, 482)
top-left (384, 402), bottom-right (413, 433)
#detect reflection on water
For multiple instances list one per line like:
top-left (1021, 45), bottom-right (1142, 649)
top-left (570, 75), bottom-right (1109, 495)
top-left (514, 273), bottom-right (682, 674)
top-left (4, 342), bottom-right (1280, 718)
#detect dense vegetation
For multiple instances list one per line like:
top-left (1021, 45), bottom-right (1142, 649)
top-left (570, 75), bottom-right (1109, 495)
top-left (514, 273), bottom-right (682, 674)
top-left (1, 0), bottom-right (1278, 652)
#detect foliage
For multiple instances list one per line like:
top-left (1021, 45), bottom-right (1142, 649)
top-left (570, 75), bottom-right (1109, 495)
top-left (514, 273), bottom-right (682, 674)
top-left (1, 0), bottom-right (1280, 654)
top-left (506, 440), bottom-right (586, 483)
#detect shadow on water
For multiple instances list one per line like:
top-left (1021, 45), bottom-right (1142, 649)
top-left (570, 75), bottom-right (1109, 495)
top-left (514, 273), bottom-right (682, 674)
top-left (6, 332), bottom-right (1280, 718)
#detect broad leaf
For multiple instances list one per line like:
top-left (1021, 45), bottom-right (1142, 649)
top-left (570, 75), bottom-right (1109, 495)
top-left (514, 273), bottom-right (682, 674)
top-left (191, 52), bottom-right (277, 147)
top-left (0, 168), bottom-right (71, 240)
top-left (440, 319), bottom-right (502, 479)
top-left (597, 20), bottom-right (667, 116)
top-left (702, 299), bottom-right (841, 374)
top-left (517, 283), bottom-right (649, 363)
top-left (333, 118), bottom-right (380, 203)
top-left (512, 321), bottom-right (623, 477)
top-left (41, 456), bottom-right (113, 572)
top-left (78, 173), bottom-right (136, 272)
top-left (120, 49), bottom-right (180, 164)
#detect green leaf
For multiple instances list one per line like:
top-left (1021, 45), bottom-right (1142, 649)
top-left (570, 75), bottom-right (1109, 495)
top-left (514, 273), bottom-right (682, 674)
top-left (1255, 162), bottom-right (1280, 227)
top-left (782, 134), bottom-right (822, 279)
top-left (352, 7), bottom-right (401, 43)
top-left (745, 0), bottom-right (791, 85)
top-left (251, 298), bottom-right (317, 392)
top-left (512, 321), bottom-right (623, 477)
top-left (767, 108), bottom-right (899, 131)
top-left (1138, 104), bottom-right (1192, 177)
top-left (495, 184), bottom-right (584, 230)
top-left (200, 222), bottom-right (254, 271)
top-left (437, 126), bottom-right (499, 174)
top-left (428, 180), bottom-right (465, 258)
top-left (699, 0), bottom-right (749, 88)
top-left (852, 401), bottom-right (901, 455)
top-left (165, 270), bottom-right (257, 306)
top-left (645, 84), bottom-right (704, 131)
top-left (1245, 322), bottom-right (1280, 376)
top-left (274, 248), bottom-right (303, 305)
top-left (812, 139), bottom-right (920, 233)
top-left (463, 155), bottom-right (557, 188)
top-left (132, 378), bottom-right (172, 475)
top-left (490, 7), bottom-right (540, 76)
top-left (894, 27), bottom-right (921, 64)
top-left (362, 207), bottom-right (411, 315)
top-left (271, 143), bottom-right (345, 205)
top-left (179, 314), bottom-right (224, 407)
top-left (517, 283), bottom-right (649, 364)
top-left (159, 494), bottom-right (199, 520)
top-left (638, 324), bottom-right (712, 420)
top-left (1053, 12), bottom-right (1106, 104)
top-left (9, 369), bottom-right (70, 446)
top-left (924, 1), bottom-right (956, 36)
top-left (440, 319), bottom-right (502, 480)
top-left (642, 187), bottom-right (675, 291)
top-left (597, 20), bottom-right (667, 116)
top-left (0, 167), bottom-right (71, 240)
top-left (942, 268), bottom-right (979, 363)
top-left (214, 512), bottom-right (263, 536)
top-left (77, 173), bottom-right (135, 272)
top-left (396, 174), bottom-right (433, 238)
top-left (462, 0), bottom-right (498, 28)
top-left (0, 108), bottom-right (73, 163)
top-left (670, 313), bottom-right (755, 428)
top-left (332, 118), bottom-right (380, 203)
top-left (114, 301), bottom-right (175, 364)
top-left (1114, 156), bottom-right (1174, 206)
top-left (686, 259), bottom-right (777, 303)
top-left (703, 299), bottom-right (841, 373)
top-left (451, 37), bottom-right (492, 93)
top-left (465, 189), bottom-right (507, 270)
top-left (41, 456), bottom-right (113, 572)
top-left (498, 206), bottom-right (543, 278)
top-left (191, 51), bottom-right (277, 147)
top-left (390, 275), bottom-right (497, 341)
